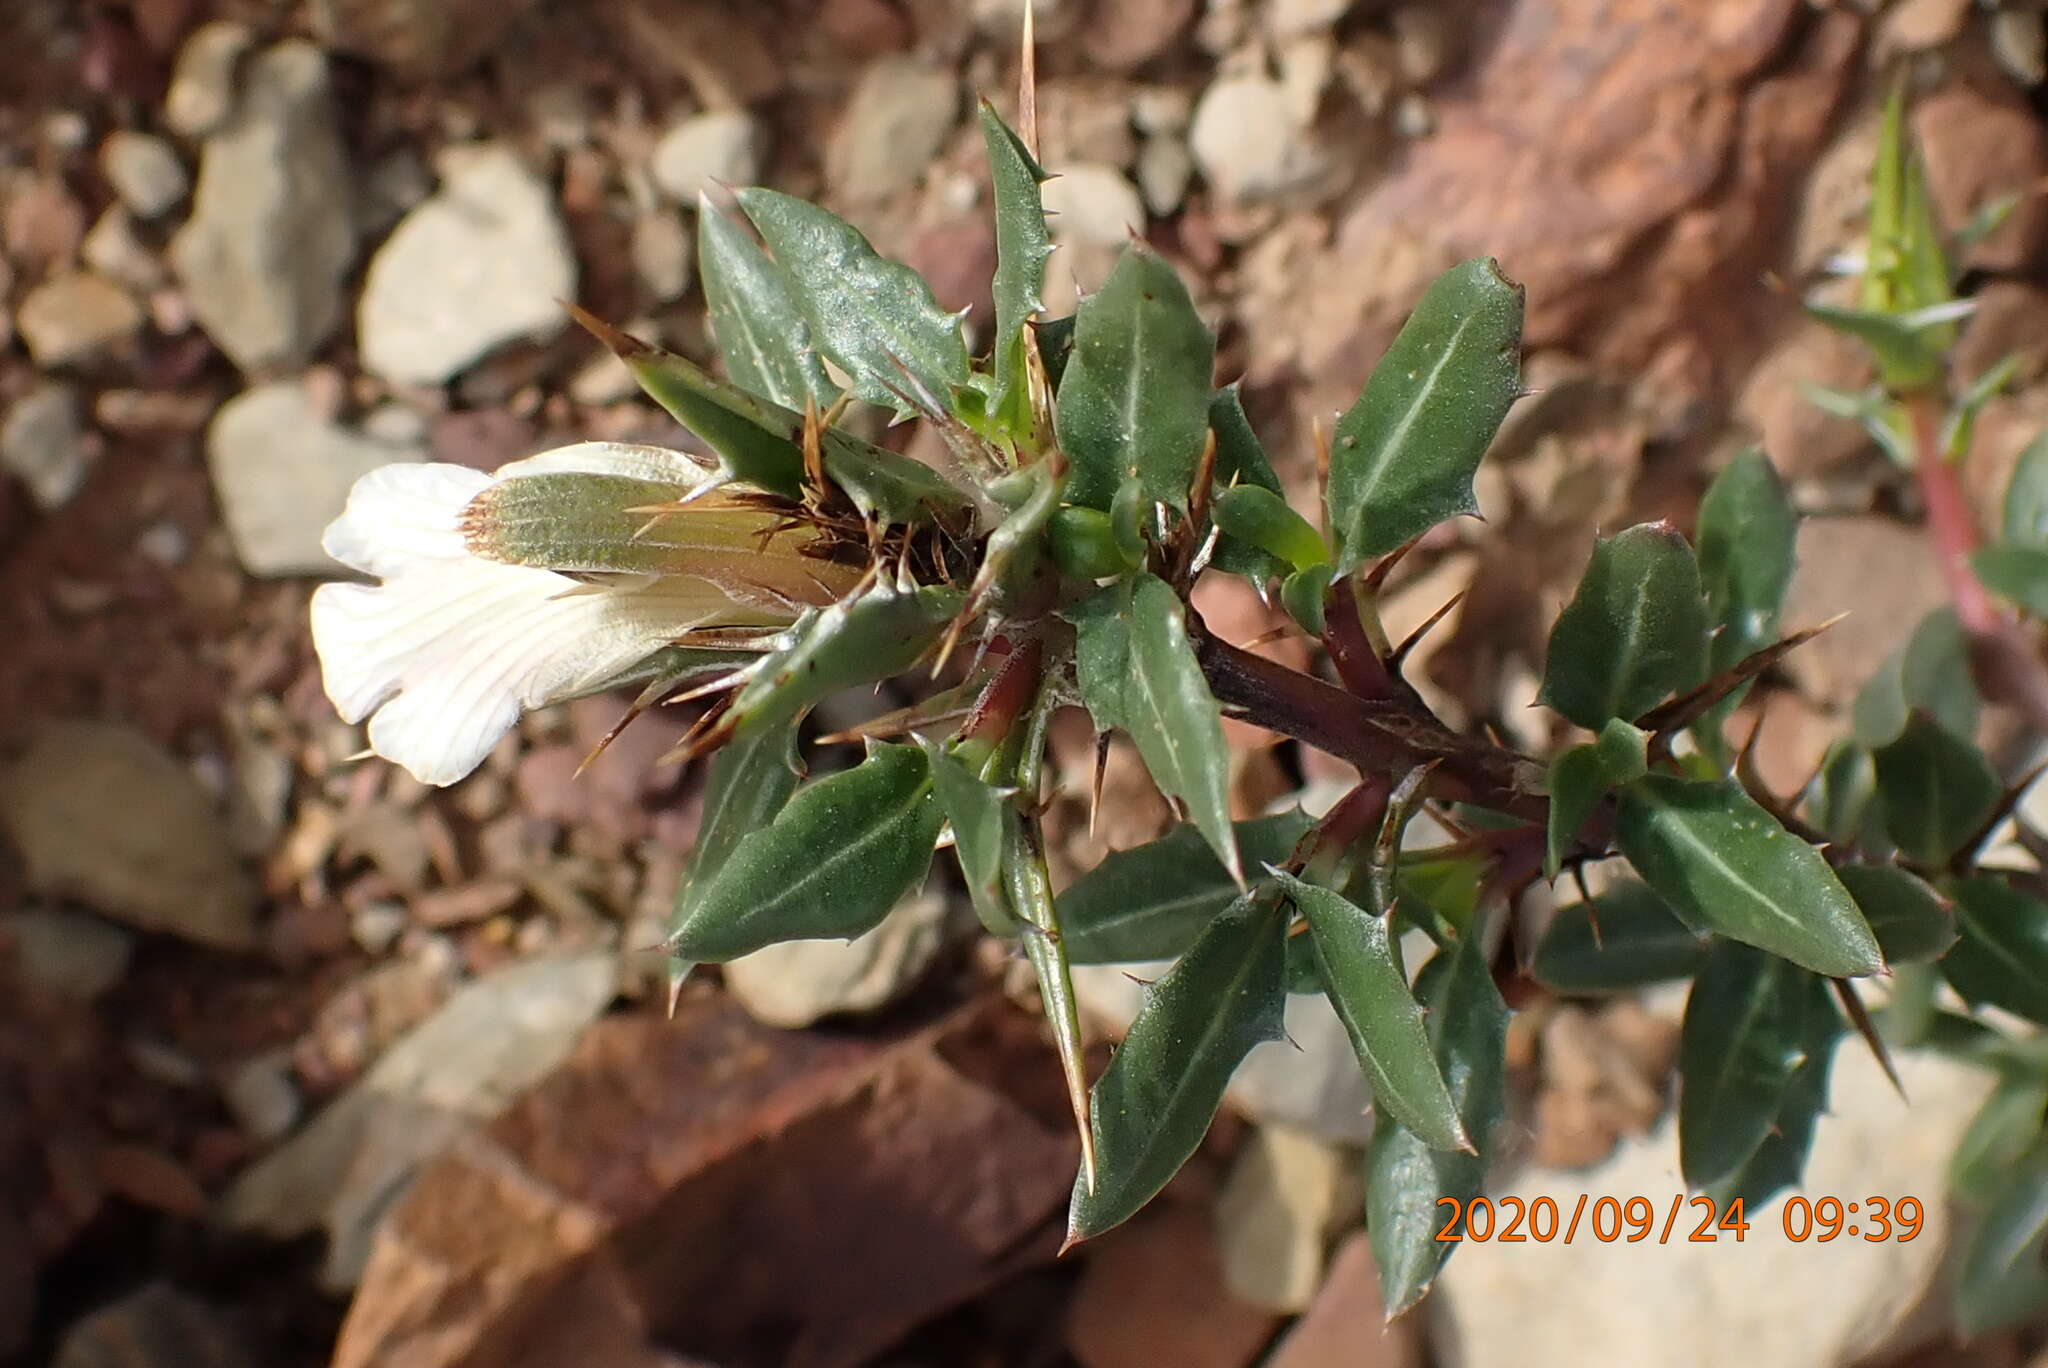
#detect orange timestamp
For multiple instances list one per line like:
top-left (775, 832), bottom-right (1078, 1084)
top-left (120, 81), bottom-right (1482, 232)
top-left (1434, 1194), bottom-right (1926, 1244)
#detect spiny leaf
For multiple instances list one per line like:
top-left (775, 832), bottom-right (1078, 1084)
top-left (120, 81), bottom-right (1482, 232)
top-left (1544, 719), bottom-right (1647, 878)
top-left (1326, 258), bottom-right (1523, 571)
top-left (924, 740), bottom-right (1008, 907)
top-left (1054, 242), bottom-right (1217, 509)
top-left (1066, 889), bottom-right (1288, 1244)
top-left (1678, 940), bottom-right (1828, 1189)
top-left (1871, 711), bottom-right (1999, 865)
top-left (696, 197), bottom-right (840, 411)
top-left (1835, 863), bottom-right (1955, 964)
top-left (979, 102), bottom-right (1053, 434)
top-left (1532, 880), bottom-right (1708, 993)
top-left (1944, 877), bottom-right (2048, 1027)
top-left (721, 584), bottom-right (963, 741)
top-left (1540, 522), bottom-right (1710, 730)
top-left (672, 716), bottom-right (802, 943)
top-left (1700, 967), bottom-right (1841, 1208)
top-left (1615, 775), bottom-right (1882, 977)
top-left (1207, 384), bottom-right (1290, 584)
top-left (1694, 449), bottom-right (1797, 743)
top-left (1272, 871), bottom-right (1466, 1151)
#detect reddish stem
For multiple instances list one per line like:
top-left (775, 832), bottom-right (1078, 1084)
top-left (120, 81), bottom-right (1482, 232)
top-left (1907, 394), bottom-right (2000, 636)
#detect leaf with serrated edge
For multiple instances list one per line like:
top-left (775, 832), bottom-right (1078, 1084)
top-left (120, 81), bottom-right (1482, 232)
top-left (1122, 573), bottom-right (1241, 880)
top-left (1369, 933), bottom-right (1507, 1317)
top-left (1616, 775), bottom-right (1882, 977)
top-left (979, 103), bottom-right (1052, 432)
top-left (1678, 940), bottom-right (1824, 1189)
top-left (1326, 258), bottom-right (1522, 571)
top-left (1944, 877), bottom-right (2048, 1026)
top-left (696, 197), bottom-right (840, 410)
top-left (738, 188), bottom-right (969, 419)
top-left (1540, 522), bottom-right (1710, 730)
top-left (670, 743), bottom-right (942, 961)
top-left (1054, 242), bottom-right (1217, 509)
top-left (1697, 450), bottom-right (1798, 668)
top-left (677, 715), bottom-right (800, 910)
top-left (1533, 880), bottom-right (1708, 993)
top-left (722, 584), bottom-right (963, 739)
top-left (1872, 711), bottom-right (2000, 865)
top-left (1067, 889), bottom-right (1288, 1244)
top-left (1272, 871), bottom-right (1466, 1151)
top-left (1059, 812), bottom-right (1315, 963)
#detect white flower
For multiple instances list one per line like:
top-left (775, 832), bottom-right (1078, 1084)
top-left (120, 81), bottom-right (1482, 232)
top-left (311, 441), bottom-right (857, 786)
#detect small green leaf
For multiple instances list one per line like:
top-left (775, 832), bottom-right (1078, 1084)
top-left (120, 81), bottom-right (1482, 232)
top-left (722, 583), bottom-right (963, 739)
top-left (1702, 970), bottom-right (1840, 1209)
top-left (2003, 431), bottom-right (2048, 549)
top-left (1544, 720), bottom-right (1646, 878)
top-left (1944, 877), bottom-right (2048, 1026)
top-left (1835, 863), bottom-right (1956, 964)
top-left (1211, 485), bottom-right (1326, 571)
top-left (738, 187), bottom-right (970, 419)
top-left (1863, 81), bottom-right (1955, 330)
top-left (1697, 450), bottom-right (1798, 670)
top-left (1616, 775), bottom-right (1882, 977)
top-left (697, 197), bottom-right (840, 411)
top-left (1953, 1078), bottom-right (2048, 1208)
top-left (1972, 545), bottom-right (2048, 617)
top-left (1540, 523), bottom-right (1710, 729)
top-left (1853, 607), bottom-right (1978, 747)
top-left (1678, 940), bottom-right (1828, 1189)
top-left (1054, 242), bottom-right (1217, 509)
top-left (1067, 579), bottom-right (1134, 735)
top-left (1532, 880), bottom-right (1708, 993)
top-left (1803, 739), bottom-right (1876, 845)
top-left (1207, 384), bottom-right (1290, 585)
top-left (1068, 889), bottom-right (1289, 1243)
top-left (1047, 505), bottom-right (1139, 579)
top-left (673, 716), bottom-right (801, 931)
top-left (605, 336), bottom-right (807, 498)
top-left (1280, 564), bottom-right (1335, 635)
top-left (1871, 712), bottom-right (1999, 865)
top-left (1059, 812), bottom-right (1315, 963)
top-left (979, 102), bottom-right (1053, 433)
top-left (1326, 258), bottom-right (1523, 571)
top-left (1804, 302), bottom-right (1948, 393)
top-left (1955, 1142), bottom-right (2048, 1337)
top-left (1367, 932), bottom-right (1508, 1317)
top-left (819, 429), bottom-right (975, 526)
top-left (1272, 871), bottom-right (1466, 1152)
top-left (924, 741), bottom-right (1008, 908)
top-left (670, 743), bottom-right (943, 960)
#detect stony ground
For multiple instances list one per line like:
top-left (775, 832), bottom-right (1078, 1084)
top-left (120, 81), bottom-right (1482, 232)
top-left (6, 0), bottom-right (2048, 1365)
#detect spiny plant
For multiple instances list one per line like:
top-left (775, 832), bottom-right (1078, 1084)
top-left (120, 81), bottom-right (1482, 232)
top-left (313, 68), bottom-right (2048, 1324)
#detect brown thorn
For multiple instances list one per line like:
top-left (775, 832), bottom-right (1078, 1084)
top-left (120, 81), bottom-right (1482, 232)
top-left (574, 702), bottom-right (647, 778)
top-left (801, 397), bottom-right (829, 494)
top-left (564, 300), bottom-right (651, 358)
top-left (1391, 590), bottom-right (1466, 669)
top-left (1832, 977), bottom-right (1905, 1100)
top-left (1360, 531), bottom-right (1430, 598)
top-left (1089, 729), bottom-right (1111, 840)
top-left (1570, 862), bottom-right (1602, 949)
top-left (1019, 0), bottom-right (1039, 158)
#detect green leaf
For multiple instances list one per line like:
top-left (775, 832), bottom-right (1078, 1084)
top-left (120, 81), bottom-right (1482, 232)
top-left (1944, 877), bottom-right (2048, 1026)
top-left (819, 429), bottom-right (975, 526)
top-left (1677, 940), bottom-right (1828, 1189)
top-left (1863, 80), bottom-right (1955, 328)
top-left (1853, 607), bottom-right (1977, 747)
top-left (1871, 711), bottom-right (1999, 864)
top-left (738, 187), bottom-right (970, 419)
top-left (2003, 431), bottom-right (2048, 549)
top-left (1068, 889), bottom-right (1289, 1243)
top-left (696, 198), bottom-right (840, 411)
top-left (1972, 545), bottom-right (2048, 617)
top-left (1540, 523), bottom-right (1710, 729)
top-left (1058, 812), bottom-right (1314, 963)
top-left (1952, 1078), bottom-right (2048, 1208)
top-left (924, 741), bottom-right (1008, 909)
top-left (604, 334), bottom-right (807, 498)
top-left (669, 743), bottom-right (943, 961)
top-left (979, 102), bottom-right (1052, 433)
top-left (1326, 258), bottom-right (1523, 571)
top-left (1702, 970), bottom-right (1840, 1209)
top-left (1955, 1141), bottom-right (2048, 1337)
top-left (1803, 739), bottom-right (1876, 845)
top-left (1367, 932), bottom-right (1509, 1317)
top-left (672, 716), bottom-right (802, 942)
top-left (1272, 871), bottom-right (1466, 1151)
top-left (1211, 485), bottom-right (1326, 571)
top-left (1280, 564), bottom-right (1335, 635)
top-left (722, 583), bottom-right (963, 739)
top-left (1835, 863), bottom-right (1956, 964)
top-left (1544, 719), bottom-right (1647, 878)
top-left (1207, 384), bottom-right (1291, 584)
top-left (1697, 450), bottom-right (1798, 670)
top-left (1054, 242), bottom-right (1217, 509)
top-left (1615, 775), bottom-right (1883, 977)
top-left (1047, 505), bottom-right (1139, 579)
top-left (1532, 880), bottom-right (1708, 993)
top-left (1070, 574), bottom-right (1241, 879)
top-left (1804, 302), bottom-right (1946, 393)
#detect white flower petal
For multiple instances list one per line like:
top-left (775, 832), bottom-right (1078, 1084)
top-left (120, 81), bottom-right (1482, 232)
top-left (322, 463), bottom-right (491, 578)
top-left (311, 558), bottom-right (748, 786)
top-left (494, 440), bottom-right (713, 486)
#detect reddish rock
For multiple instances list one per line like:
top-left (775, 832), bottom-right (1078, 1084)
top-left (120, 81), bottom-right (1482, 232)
top-left (333, 996), bottom-right (1076, 1368)
top-left (1916, 67), bottom-right (2048, 274)
top-left (1263, 1233), bottom-right (1420, 1368)
top-left (1065, 1200), bottom-right (1281, 1368)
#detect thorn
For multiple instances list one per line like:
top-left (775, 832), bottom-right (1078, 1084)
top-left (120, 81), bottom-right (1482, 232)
top-left (1391, 590), bottom-right (1466, 669)
top-left (564, 301), bottom-right (652, 358)
top-left (1832, 977), bottom-right (1905, 1101)
top-left (665, 958), bottom-right (693, 1019)
top-left (1019, 0), bottom-right (1039, 159)
top-left (1089, 729), bottom-right (1110, 840)
top-left (575, 703), bottom-right (646, 778)
top-left (1361, 531), bottom-right (1429, 597)
top-left (1571, 863), bottom-right (1602, 948)
top-left (801, 397), bottom-right (828, 493)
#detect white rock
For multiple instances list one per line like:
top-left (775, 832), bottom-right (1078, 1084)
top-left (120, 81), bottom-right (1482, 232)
top-left (2, 907), bottom-right (134, 1000)
top-left (2, 382), bottom-right (90, 510)
top-left (1263, 0), bottom-right (1353, 39)
top-left (98, 130), bottom-right (189, 220)
top-left (1131, 85), bottom-right (1195, 136)
top-left (1431, 1041), bottom-right (1995, 1368)
top-left (1190, 69), bottom-right (1331, 204)
top-left (826, 58), bottom-right (960, 203)
top-left (0, 721), bottom-right (257, 949)
top-left (1043, 162), bottom-right (1146, 249)
top-left (723, 888), bottom-right (950, 1029)
top-left (1215, 1122), bottom-right (1357, 1311)
top-left (630, 208), bottom-right (694, 302)
top-left (220, 951), bottom-right (617, 1290)
top-left (1994, 7), bottom-right (2048, 86)
top-left (81, 208), bottom-right (165, 292)
top-left (163, 20), bottom-right (254, 138)
top-left (222, 1049), bottom-right (302, 1143)
top-left (649, 109), bottom-right (764, 203)
top-left (357, 143), bottom-right (576, 386)
top-left (206, 380), bottom-right (426, 577)
top-left (169, 40), bottom-right (357, 372)
top-left (568, 349), bottom-right (639, 406)
top-left (16, 272), bottom-right (141, 369)
top-left (1137, 136), bottom-right (1195, 216)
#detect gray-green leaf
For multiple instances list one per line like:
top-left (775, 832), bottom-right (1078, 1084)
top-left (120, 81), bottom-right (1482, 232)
top-left (1540, 523), bottom-right (1710, 730)
top-left (1944, 877), bottom-right (2048, 1027)
top-left (1532, 880), bottom-right (1708, 993)
top-left (696, 197), bottom-right (840, 411)
top-left (1871, 711), bottom-right (1999, 865)
top-left (1059, 812), bottom-right (1314, 963)
top-left (979, 102), bottom-right (1052, 433)
top-left (1678, 940), bottom-right (1829, 1189)
top-left (1835, 863), bottom-right (1956, 964)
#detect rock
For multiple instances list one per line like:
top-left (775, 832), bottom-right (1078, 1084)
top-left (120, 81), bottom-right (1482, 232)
top-left (1190, 69), bottom-right (1331, 205)
top-left (1876, 0), bottom-right (1970, 57)
top-left (1916, 74), bottom-right (2048, 274)
top-left (1214, 1122), bottom-right (1356, 1311)
top-left (309, 0), bottom-right (546, 76)
top-left (1137, 136), bottom-right (1195, 216)
top-left (15, 272), bottom-right (142, 369)
top-left (357, 143), bottom-right (576, 386)
top-left (99, 130), bottom-right (188, 219)
top-left (723, 887), bottom-right (950, 1029)
top-left (1043, 162), bottom-right (1147, 249)
top-left (2, 382), bottom-right (90, 510)
top-left (826, 57), bottom-right (960, 204)
top-left (1265, 0), bottom-right (1352, 40)
top-left (221, 951), bottom-right (616, 1290)
top-left (0, 721), bottom-right (256, 949)
top-left (81, 208), bottom-right (166, 292)
top-left (1955, 279), bottom-right (2048, 388)
top-left (2, 907), bottom-right (134, 1000)
top-left (1735, 316), bottom-right (1871, 479)
top-left (51, 1283), bottom-right (254, 1368)
top-left (1993, 7), bottom-right (2048, 86)
top-left (1073, 962), bottom-right (1376, 1143)
top-left (1263, 1232), bottom-right (1420, 1368)
top-left (206, 380), bottom-right (427, 577)
top-left (648, 108), bottom-right (764, 204)
top-left (630, 207), bottom-right (693, 303)
top-left (1067, 1200), bottom-right (1281, 1368)
top-left (332, 996), bottom-right (1074, 1368)
top-left (222, 1050), bottom-right (302, 1143)
top-left (1088, 0), bottom-right (1197, 70)
top-left (567, 349), bottom-right (638, 406)
top-left (1431, 1041), bottom-right (1993, 1368)
top-left (1779, 516), bottom-right (1949, 712)
top-left (3, 174), bottom-right (86, 272)
top-left (164, 21), bottom-right (254, 137)
top-left (169, 40), bottom-right (357, 372)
